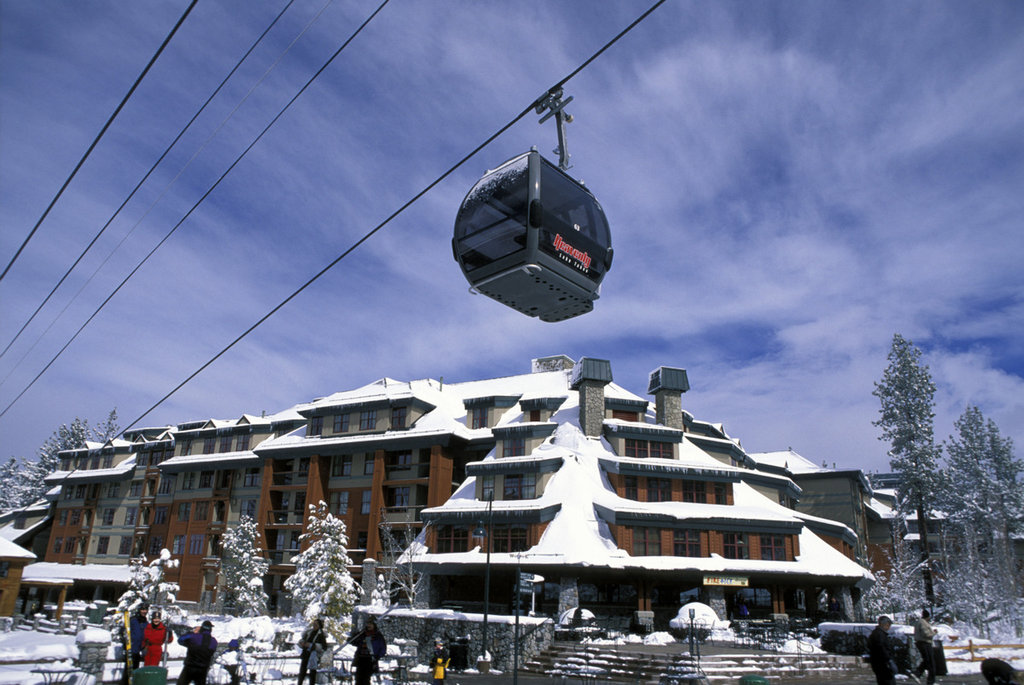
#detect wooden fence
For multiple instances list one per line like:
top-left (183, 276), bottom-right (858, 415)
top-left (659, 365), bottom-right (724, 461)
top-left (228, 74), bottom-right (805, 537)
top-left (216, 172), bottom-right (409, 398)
top-left (943, 640), bottom-right (1024, 662)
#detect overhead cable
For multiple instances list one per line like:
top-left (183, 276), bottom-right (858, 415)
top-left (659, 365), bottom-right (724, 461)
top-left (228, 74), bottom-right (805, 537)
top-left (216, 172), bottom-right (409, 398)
top-left (0, 0), bottom-right (392, 419)
top-left (0, 0), bottom-right (198, 284)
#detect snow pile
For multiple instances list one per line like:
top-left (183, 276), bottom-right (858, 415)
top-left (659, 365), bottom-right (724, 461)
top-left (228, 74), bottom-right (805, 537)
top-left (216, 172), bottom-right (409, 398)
top-left (0, 630), bottom-right (77, 661)
top-left (669, 602), bottom-right (729, 631)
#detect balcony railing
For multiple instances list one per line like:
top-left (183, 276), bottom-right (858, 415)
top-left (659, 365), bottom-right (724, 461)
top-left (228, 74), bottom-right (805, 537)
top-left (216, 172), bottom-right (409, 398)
top-left (266, 510), bottom-right (305, 526)
top-left (381, 505), bottom-right (425, 525)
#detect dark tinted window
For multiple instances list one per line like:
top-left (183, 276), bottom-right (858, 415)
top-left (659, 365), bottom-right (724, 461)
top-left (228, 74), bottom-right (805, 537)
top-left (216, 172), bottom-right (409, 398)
top-left (537, 159), bottom-right (610, 281)
top-left (454, 156), bottom-right (529, 271)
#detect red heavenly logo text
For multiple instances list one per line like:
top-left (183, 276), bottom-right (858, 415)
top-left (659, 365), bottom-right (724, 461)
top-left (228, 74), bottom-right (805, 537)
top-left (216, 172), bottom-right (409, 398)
top-left (552, 234), bottom-right (592, 270)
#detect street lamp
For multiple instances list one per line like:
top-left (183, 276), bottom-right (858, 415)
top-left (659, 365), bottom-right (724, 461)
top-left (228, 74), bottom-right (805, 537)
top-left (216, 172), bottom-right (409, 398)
top-left (472, 496), bottom-right (494, 667)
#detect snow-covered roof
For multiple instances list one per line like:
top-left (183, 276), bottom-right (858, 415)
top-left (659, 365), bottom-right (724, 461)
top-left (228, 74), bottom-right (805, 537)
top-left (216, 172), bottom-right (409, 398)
top-left (21, 561), bottom-right (130, 584)
top-left (751, 449), bottom-right (825, 474)
top-left (43, 456), bottom-right (137, 484)
top-left (0, 536), bottom-right (35, 560)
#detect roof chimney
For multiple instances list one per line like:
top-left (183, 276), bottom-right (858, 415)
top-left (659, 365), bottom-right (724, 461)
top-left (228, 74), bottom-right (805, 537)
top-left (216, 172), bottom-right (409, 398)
top-left (570, 358), bottom-right (612, 437)
top-left (648, 366), bottom-right (689, 430)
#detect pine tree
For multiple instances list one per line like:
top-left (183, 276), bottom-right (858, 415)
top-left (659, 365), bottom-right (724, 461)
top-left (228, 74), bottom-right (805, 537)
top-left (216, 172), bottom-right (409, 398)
top-left (221, 515), bottom-right (270, 617)
top-left (862, 516), bottom-right (927, 620)
top-left (873, 333), bottom-right (941, 603)
top-left (283, 501), bottom-right (360, 643)
top-left (940, 406), bottom-right (1024, 636)
top-left (116, 550), bottom-right (180, 612)
top-left (95, 408), bottom-right (121, 443)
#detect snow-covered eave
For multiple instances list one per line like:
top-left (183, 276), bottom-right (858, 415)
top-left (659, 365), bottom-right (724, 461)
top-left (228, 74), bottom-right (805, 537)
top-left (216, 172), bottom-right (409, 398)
top-left (256, 425), bottom-right (466, 455)
top-left (598, 455), bottom-right (745, 480)
top-left (160, 450), bottom-right (260, 473)
top-left (602, 420), bottom-right (684, 439)
top-left (465, 454), bottom-right (563, 475)
top-left (594, 501), bottom-right (804, 531)
top-left (793, 511), bottom-right (859, 547)
top-left (421, 498), bottom-right (561, 523)
top-left (43, 459), bottom-right (137, 485)
top-left (22, 561), bottom-right (131, 583)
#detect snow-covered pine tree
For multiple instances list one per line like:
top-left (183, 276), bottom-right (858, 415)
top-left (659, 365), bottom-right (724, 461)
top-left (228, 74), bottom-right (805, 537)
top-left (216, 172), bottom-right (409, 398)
top-left (940, 406), bottom-right (1024, 637)
top-left (873, 333), bottom-right (941, 603)
top-left (861, 512), bottom-right (927, 620)
top-left (221, 515), bottom-right (270, 616)
top-left (283, 501), bottom-right (360, 643)
top-left (0, 458), bottom-right (26, 512)
top-left (116, 550), bottom-right (180, 612)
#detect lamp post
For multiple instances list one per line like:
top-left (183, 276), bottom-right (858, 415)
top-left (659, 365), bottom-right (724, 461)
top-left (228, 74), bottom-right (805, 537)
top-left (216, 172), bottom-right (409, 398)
top-left (472, 496), bottom-right (494, 668)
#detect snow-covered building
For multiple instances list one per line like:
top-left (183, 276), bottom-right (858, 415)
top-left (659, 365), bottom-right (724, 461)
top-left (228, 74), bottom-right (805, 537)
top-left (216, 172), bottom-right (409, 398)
top-left (24, 355), bottom-right (871, 624)
top-left (407, 356), bottom-right (871, 630)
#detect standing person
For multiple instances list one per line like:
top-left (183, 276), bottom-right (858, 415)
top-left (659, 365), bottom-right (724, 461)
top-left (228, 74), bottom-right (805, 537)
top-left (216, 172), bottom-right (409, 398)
top-left (350, 619), bottom-right (386, 685)
top-left (297, 619), bottom-right (328, 685)
top-left (868, 615), bottom-right (897, 685)
top-left (121, 603), bottom-right (149, 685)
top-left (431, 638), bottom-right (449, 685)
top-left (143, 609), bottom-right (169, 667)
top-left (912, 609), bottom-right (937, 684)
top-left (177, 620), bottom-right (219, 685)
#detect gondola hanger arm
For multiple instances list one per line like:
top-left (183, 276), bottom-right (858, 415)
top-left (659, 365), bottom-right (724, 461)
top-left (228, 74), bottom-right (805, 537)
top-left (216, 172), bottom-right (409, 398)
top-left (534, 88), bottom-right (574, 171)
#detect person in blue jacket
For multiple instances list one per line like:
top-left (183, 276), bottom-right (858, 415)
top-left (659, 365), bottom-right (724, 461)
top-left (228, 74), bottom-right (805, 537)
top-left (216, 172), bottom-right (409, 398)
top-left (177, 620), bottom-right (219, 685)
top-left (120, 603), bottom-right (149, 685)
top-left (349, 619), bottom-right (386, 685)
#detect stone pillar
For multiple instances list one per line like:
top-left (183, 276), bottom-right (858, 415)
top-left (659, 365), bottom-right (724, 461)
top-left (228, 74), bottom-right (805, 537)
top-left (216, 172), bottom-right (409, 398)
top-left (557, 577), bottom-right (579, 617)
top-left (570, 358), bottom-right (612, 438)
top-left (361, 558), bottom-right (378, 606)
top-left (705, 586), bottom-right (726, 621)
top-left (648, 366), bottom-right (689, 430)
top-left (75, 628), bottom-right (112, 682)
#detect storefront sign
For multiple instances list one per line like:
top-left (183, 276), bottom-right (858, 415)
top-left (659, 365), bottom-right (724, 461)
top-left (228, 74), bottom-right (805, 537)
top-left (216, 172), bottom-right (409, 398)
top-left (703, 575), bottom-right (749, 587)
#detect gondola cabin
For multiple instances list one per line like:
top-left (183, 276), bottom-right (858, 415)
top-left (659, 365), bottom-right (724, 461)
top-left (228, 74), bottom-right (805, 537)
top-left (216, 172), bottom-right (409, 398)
top-left (452, 150), bottom-right (612, 322)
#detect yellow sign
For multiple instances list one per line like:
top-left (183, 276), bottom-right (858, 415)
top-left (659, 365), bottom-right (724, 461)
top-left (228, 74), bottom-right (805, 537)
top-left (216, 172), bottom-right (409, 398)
top-left (703, 575), bottom-right (749, 587)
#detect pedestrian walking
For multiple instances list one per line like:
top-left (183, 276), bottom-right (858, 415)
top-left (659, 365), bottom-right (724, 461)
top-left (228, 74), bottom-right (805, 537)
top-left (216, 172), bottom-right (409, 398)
top-left (868, 615), bottom-right (897, 685)
top-left (912, 609), bottom-right (937, 684)
top-left (432, 638), bottom-right (449, 685)
top-left (177, 620), bottom-right (219, 685)
top-left (121, 603), bottom-right (149, 685)
top-left (349, 619), bottom-right (386, 685)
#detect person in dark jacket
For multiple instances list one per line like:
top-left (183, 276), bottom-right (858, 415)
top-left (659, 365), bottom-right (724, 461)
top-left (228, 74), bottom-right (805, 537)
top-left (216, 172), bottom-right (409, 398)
top-left (177, 620), bottom-right (219, 685)
top-left (121, 603), bottom-right (149, 685)
top-left (982, 658), bottom-right (1022, 685)
top-left (349, 619), bottom-right (386, 685)
top-left (297, 618), bottom-right (328, 685)
top-left (868, 615), bottom-right (897, 685)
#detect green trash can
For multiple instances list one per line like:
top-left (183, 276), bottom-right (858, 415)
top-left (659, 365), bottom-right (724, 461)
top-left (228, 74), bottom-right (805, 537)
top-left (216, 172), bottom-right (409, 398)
top-left (133, 666), bottom-right (168, 685)
top-left (738, 676), bottom-right (769, 685)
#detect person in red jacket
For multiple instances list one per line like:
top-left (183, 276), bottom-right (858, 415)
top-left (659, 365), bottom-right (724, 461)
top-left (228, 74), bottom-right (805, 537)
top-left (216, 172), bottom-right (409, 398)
top-left (143, 610), bottom-right (169, 666)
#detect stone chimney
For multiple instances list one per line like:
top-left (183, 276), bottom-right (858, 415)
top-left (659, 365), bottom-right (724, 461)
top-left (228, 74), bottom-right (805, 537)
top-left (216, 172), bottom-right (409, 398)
top-left (571, 358), bottom-right (613, 437)
top-left (648, 366), bottom-right (689, 430)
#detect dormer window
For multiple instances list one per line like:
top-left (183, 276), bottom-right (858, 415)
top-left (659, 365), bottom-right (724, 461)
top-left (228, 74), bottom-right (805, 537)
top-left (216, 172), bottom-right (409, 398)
top-left (359, 409), bottom-right (377, 431)
top-left (310, 416), bottom-right (324, 436)
top-left (470, 407), bottom-right (487, 429)
top-left (334, 414), bottom-right (349, 433)
top-left (502, 438), bottom-right (525, 457)
top-left (391, 406), bottom-right (407, 430)
top-left (220, 435), bottom-right (233, 452)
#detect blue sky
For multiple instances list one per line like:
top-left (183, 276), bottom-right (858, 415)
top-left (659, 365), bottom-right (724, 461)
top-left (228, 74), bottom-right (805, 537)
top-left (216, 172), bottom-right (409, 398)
top-left (1, 1), bottom-right (1022, 474)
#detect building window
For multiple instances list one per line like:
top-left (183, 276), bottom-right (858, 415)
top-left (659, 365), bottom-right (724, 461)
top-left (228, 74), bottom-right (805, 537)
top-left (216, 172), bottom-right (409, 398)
top-left (64, 538), bottom-right (76, 553)
top-left (153, 506), bottom-right (168, 525)
top-left (361, 490), bottom-right (372, 515)
top-left (612, 409), bottom-right (638, 422)
top-left (760, 534), bottom-right (787, 561)
top-left (503, 473), bottom-right (536, 500)
top-left (234, 433), bottom-right (249, 451)
top-left (103, 454), bottom-right (114, 468)
top-left (129, 481), bottom-right (142, 497)
top-left (363, 456), bottom-right (375, 476)
top-left (240, 498), bottom-right (257, 519)
top-left (529, 409), bottom-right (542, 422)
top-left (436, 525), bottom-right (469, 553)
top-left (58, 510), bottom-right (69, 525)
top-left (624, 476), bottom-right (638, 500)
top-left (101, 508), bottom-right (115, 525)
top-left (194, 501), bottom-right (209, 521)
top-left (389, 451), bottom-right (412, 468)
top-left (649, 441), bottom-right (672, 459)
top-left (390, 487), bottom-right (410, 508)
top-left (177, 502), bottom-right (192, 522)
top-left (107, 482), bottom-right (121, 498)
top-left (158, 477), bottom-right (173, 495)
top-left (480, 475), bottom-right (495, 501)
top-left (203, 438), bottom-right (215, 454)
top-left (714, 483), bottom-right (728, 505)
top-left (188, 534), bottom-right (204, 555)
top-left (118, 536), bottom-right (132, 555)
top-left (181, 440), bottom-right (193, 456)
top-left (682, 480), bottom-right (706, 503)
top-left (138, 452), bottom-right (150, 468)
top-left (172, 535), bottom-right (185, 555)
top-left (61, 457), bottom-right (72, 471)
top-left (503, 438), bottom-right (526, 457)
top-left (70, 509), bottom-right (81, 526)
top-left (647, 478), bottom-right (672, 503)
top-left (673, 529), bottom-right (701, 557)
top-left (334, 413), bottom-right (350, 433)
top-left (356, 531), bottom-right (368, 549)
top-left (199, 471), bottom-right (213, 488)
top-left (723, 532), bottom-right (748, 559)
top-left (149, 536), bottom-right (164, 556)
top-left (390, 406), bottom-right (407, 430)
top-left (182, 472), bottom-right (196, 490)
top-left (359, 410), bottom-right (377, 431)
top-left (97, 536), bottom-right (110, 555)
top-left (310, 416), bottom-right (324, 436)
top-left (63, 488), bottom-right (74, 501)
top-left (53, 537), bottom-right (63, 554)
top-left (332, 455), bottom-right (352, 477)
top-left (90, 456), bottom-right (101, 470)
top-left (243, 468), bottom-right (261, 487)
top-left (632, 527), bottom-right (661, 556)
top-left (625, 439), bottom-right (645, 458)
top-left (330, 491), bottom-right (350, 515)
top-left (490, 525), bottom-right (528, 553)
top-left (219, 436), bottom-right (233, 453)
top-left (470, 407), bottom-right (487, 429)
top-left (124, 507), bottom-right (138, 527)
top-left (298, 458), bottom-right (310, 477)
